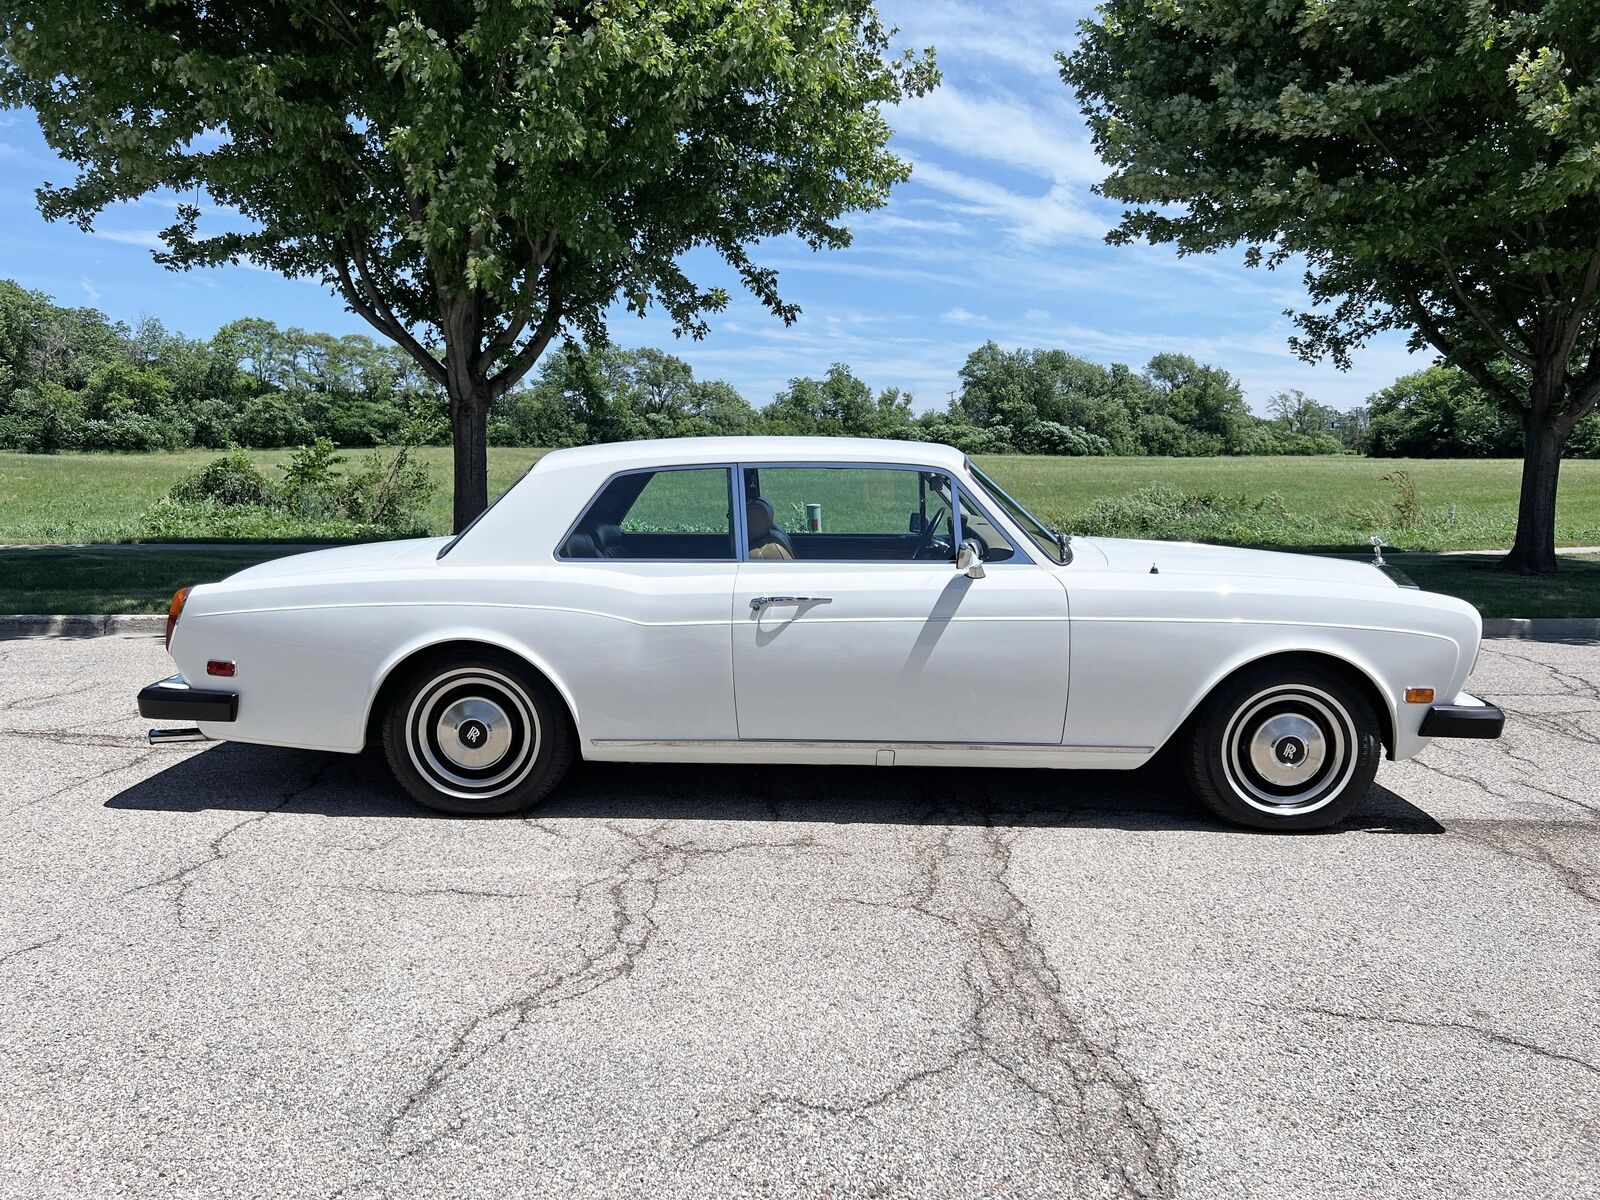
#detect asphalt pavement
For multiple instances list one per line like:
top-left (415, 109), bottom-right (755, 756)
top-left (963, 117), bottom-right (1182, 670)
top-left (0, 631), bottom-right (1595, 1199)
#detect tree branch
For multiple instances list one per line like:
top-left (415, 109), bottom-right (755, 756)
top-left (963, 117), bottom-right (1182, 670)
top-left (486, 286), bottom-right (564, 397)
top-left (1403, 289), bottom-right (1519, 407)
top-left (331, 251), bottom-right (446, 385)
top-left (1431, 242), bottom-right (1535, 368)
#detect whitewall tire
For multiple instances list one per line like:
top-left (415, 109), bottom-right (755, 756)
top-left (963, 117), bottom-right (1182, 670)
top-left (1183, 662), bottom-right (1382, 831)
top-left (382, 651), bottom-right (573, 816)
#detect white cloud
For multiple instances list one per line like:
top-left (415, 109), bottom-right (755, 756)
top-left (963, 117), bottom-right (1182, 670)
top-left (79, 276), bottom-right (100, 302)
top-left (908, 160), bottom-right (1099, 244)
top-left (91, 228), bottom-right (167, 250)
top-left (943, 307), bottom-right (979, 323)
top-left (892, 84), bottom-right (1101, 185)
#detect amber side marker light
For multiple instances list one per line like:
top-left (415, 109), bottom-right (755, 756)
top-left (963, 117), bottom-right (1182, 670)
top-left (1405, 687), bottom-right (1435, 705)
top-left (164, 586), bottom-right (191, 650)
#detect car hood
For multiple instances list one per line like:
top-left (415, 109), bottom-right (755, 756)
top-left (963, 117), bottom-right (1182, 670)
top-left (1073, 536), bottom-right (1393, 588)
top-left (221, 537), bottom-right (454, 584)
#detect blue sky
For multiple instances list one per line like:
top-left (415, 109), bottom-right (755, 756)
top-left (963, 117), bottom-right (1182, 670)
top-left (0, 0), bottom-right (1421, 413)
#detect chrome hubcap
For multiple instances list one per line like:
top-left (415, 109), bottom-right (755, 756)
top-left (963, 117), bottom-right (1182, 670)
top-left (1247, 712), bottom-right (1327, 785)
top-left (435, 697), bottom-right (511, 770)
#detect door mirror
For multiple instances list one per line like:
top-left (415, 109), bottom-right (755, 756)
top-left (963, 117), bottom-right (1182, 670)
top-left (956, 539), bottom-right (986, 579)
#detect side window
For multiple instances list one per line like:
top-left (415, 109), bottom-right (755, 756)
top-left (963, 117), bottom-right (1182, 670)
top-left (559, 467), bottom-right (734, 560)
top-left (741, 466), bottom-right (956, 562)
top-left (956, 488), bottom-right (1018, 562)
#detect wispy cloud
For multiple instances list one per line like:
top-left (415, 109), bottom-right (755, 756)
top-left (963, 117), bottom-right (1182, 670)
top-left (79, 275), bottom-right (100, 302)
top-left (91, 228), bottom-right (167, 251)
top-left (893, 83), bottom-right (1101, 185)
top-left (908, 160), bottom-right (1099, 244)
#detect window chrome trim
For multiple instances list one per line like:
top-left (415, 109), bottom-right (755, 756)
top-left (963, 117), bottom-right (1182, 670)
top-left (552, 463), bottom-right (740, 564)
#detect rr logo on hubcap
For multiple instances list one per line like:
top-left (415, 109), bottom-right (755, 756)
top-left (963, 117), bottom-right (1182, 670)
top-left (1275, 736), bottom-right (1306, 765)
top-left (457, 718), bottom-right (489, 748)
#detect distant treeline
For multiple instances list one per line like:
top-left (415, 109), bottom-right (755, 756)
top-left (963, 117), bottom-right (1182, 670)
top-left (4, 278), bottom-right (1596, 457)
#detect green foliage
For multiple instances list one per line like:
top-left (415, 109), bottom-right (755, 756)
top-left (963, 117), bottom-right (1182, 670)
top-left (1063, 0), bottom-right (1600, 569)
top-left (168, 448), bottom-right (277, 508)
top-left (2, 0), bottom-right (936, 526)
top-left (145, 438), bottom-right (436, 538)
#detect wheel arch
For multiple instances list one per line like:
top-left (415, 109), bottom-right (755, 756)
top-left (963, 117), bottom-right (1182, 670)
top-left (1169, 648), bottom-right (1397, 759)
top-left (362, 635), bottom-right (582, 750)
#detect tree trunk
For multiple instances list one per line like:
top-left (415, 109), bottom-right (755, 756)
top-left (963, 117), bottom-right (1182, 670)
top-left (449, 381), bottom-right (492, 533)
top-left (1498, 412), bottom-right (1565, 575)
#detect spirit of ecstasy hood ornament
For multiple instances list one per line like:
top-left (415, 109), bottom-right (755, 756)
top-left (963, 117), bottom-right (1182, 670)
top-left (1370, 535), bottom-right (1388, 566)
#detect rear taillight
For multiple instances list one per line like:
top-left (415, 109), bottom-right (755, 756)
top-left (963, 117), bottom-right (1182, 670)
top-left (165, 586), bottom-right (191, 650)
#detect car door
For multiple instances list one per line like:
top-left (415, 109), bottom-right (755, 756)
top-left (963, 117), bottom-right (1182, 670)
top-left (732, 464), bottom-right (1070, 745)
top-left (549, 463), bottom-right (741, 742)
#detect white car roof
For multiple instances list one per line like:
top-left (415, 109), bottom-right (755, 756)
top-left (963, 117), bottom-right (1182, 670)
top-left (535, 436), bottom-right (967, 473)
top-left (449, 436), bottom-right (973, 564)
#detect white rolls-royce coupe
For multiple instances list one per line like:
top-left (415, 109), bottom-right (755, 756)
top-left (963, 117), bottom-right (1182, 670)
top-left (138, 436), bottom-right (1502, 830)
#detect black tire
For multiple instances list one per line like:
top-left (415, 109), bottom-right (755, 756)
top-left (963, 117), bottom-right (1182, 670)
top-left (381, 650), bottom-right (573, 816)
top-left (1182, 662), bottom-right (1382, 831)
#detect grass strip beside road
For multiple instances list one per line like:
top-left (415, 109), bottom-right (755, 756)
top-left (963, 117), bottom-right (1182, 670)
top-left (3, 544), bottom-right (1596, 619)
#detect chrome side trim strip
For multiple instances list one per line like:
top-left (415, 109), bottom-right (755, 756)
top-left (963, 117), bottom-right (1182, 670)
top-left (589, 738), bottom-right (1152, 754)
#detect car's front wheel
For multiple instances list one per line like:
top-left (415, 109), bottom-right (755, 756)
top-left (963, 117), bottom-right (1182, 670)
top-left (1182, 662), bottom-right (1382, 831)
top-left (382, 651), bottom-right (573, 816)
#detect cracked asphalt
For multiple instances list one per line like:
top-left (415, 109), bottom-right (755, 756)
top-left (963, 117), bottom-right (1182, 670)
top-left (0, 632), bottom-right (1596, 1200)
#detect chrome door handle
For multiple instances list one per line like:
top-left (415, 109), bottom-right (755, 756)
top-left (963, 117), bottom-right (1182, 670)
top-left (749, 595), bottom-right (829, 611)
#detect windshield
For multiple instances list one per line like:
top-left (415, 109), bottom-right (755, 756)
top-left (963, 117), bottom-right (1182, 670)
top-left (967, 462), bottom-right (1067, 564)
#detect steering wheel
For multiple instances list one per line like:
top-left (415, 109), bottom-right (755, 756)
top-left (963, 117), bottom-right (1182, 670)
top-left (912, 504), bottom-right (948, 560)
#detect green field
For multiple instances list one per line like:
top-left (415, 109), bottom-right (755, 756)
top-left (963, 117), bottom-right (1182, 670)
top-left (3, 449), bottom-right (1600, 616)
top-left (4, 448), bottom-right (1600, 550)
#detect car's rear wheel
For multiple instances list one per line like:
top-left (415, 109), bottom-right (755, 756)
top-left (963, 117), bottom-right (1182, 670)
top-left (382, 651), bottom-right (573, 816)
top-left (1182, 662), bottom-right (1382, 831)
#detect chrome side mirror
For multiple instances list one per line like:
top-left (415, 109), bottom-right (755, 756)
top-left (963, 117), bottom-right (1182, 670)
top-left (956, 539), bottom-right (986, 579)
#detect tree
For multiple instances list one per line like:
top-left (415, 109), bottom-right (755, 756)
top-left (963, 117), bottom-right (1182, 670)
top-left (1366, 367), bottom-right (1521, 459)
top-left (3, 3), bottom-right (935, 530)
top-left (1064, 2), bottom-right (1600, 572)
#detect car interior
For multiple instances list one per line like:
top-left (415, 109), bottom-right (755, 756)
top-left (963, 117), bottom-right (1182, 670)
top-left (559, 465), bottom-right (1015, 562)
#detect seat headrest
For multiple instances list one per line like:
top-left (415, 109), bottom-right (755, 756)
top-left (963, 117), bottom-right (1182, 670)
top-left (747, 497), bottom-right (775, 539)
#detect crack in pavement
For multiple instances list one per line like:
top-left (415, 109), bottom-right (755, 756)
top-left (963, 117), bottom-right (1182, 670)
top-left (0, 727), bottom-right (148, 748)
top-left (1486, 647), bottom-right (1600, 703)
top-left (690, 809), bottom-right (1181, 1199)
top-left (120, 754), bottom-right (336, 928)
top-left (0, 932), bottom-right (65, 968)
top-left (1445, 818), bottom-right (1600, 908)
top-left (0, 681), bottom-right (101, 711)
top-left (1292, 1004), bottom-right (1600, 1080)
top-left (4, 747), bottom-right (163, 818)
top-left (383, 824), bottom-right (827, 1158)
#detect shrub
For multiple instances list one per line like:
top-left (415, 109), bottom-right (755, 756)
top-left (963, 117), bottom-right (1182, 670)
top-left (1017, 420), bottom-right (1113, 456)
top-left (168, 449), bottom-right (278, 507)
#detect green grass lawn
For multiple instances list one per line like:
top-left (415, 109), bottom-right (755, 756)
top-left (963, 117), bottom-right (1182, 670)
top-left (0, 546), bottom-right (292, 614)
top-left (5, 448), bottom-right (1600, 550)
top-left (0, 446), bottom-right (549, 544)
top-left (3, 447), bottom-right (1600, 616)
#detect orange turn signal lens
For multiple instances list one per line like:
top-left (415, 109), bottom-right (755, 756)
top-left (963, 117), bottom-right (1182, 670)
top-left (1404, 687), bottom-right (1435, 705)
top-left (165, 586), bottom-right (191, 650)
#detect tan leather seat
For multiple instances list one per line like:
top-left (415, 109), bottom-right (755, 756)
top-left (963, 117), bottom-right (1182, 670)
top-left (747, 498), bottom-right (794, 560)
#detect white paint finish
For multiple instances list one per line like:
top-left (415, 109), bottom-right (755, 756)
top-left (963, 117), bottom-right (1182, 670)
top-left (156, 436), bottom-right (1489, 774)
top-left (732, 561), bottom-right (1070, 743)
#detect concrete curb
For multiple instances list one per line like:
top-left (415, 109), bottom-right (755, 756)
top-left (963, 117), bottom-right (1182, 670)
top-left (1482, 618), bottom-right (1600, 641)
top-left (0, 614), bottom-right (165, 638)
top-left (2, 612), bottom-right (1596, 642)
